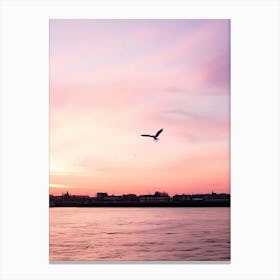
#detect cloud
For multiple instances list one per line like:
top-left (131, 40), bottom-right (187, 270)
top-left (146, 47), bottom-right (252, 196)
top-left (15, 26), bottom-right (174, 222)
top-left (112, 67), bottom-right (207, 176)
top-left (49, 183), bottom-right (68, 188)
top-left (164, 109), bottom-right (203, 119)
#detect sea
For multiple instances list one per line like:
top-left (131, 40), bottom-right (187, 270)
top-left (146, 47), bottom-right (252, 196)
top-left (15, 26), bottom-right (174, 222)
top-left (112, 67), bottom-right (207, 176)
top-left (49, 207), bottom-right (230, 262)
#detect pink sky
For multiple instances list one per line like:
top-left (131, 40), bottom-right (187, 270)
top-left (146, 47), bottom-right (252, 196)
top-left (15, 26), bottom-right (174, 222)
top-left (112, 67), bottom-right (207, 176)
top-left (49, 19), bottom-right (230, 196)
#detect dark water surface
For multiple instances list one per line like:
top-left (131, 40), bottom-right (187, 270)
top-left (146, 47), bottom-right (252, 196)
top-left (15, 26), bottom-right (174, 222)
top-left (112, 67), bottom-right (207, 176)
top-left (50, 207), bottom-right (230, 261)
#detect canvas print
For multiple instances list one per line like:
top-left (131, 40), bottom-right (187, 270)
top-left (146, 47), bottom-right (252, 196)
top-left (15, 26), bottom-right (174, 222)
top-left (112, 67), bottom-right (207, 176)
top-left (49, 19), bottom-right (230, 262)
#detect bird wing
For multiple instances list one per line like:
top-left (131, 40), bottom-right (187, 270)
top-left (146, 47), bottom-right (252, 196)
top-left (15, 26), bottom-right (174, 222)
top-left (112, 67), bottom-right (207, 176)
top-left (141, 134), bottom-right (153, 137)
top-left (155, 129), bottom-right (163, 137)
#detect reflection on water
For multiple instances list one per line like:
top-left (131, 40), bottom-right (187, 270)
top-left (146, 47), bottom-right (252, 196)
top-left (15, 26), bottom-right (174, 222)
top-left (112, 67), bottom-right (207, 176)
top-left (49, 207), bottom-right (230, 261)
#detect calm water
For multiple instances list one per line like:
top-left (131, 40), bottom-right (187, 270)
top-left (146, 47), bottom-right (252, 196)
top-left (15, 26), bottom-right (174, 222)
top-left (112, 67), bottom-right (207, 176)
top-left (49, 207), bottom-right (230, 261)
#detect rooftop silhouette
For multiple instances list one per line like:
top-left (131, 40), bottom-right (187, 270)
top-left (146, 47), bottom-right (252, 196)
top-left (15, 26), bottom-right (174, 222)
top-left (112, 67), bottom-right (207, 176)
top-left (49, 191), bottom-right (230, 207)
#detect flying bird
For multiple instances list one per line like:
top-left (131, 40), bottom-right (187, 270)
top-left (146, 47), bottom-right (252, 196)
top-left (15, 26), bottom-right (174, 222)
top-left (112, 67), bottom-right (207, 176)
top-left (141, 129), bottom-right (163, 142)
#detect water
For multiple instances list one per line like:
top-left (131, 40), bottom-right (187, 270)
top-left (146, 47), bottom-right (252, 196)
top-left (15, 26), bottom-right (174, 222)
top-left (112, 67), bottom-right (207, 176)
top-left (49, 207), bottom-right (230, 261)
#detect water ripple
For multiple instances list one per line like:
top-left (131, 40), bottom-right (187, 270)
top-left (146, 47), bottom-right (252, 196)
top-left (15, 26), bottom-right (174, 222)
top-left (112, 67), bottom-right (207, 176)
top-left (50, 207), bottom-right (230, 261)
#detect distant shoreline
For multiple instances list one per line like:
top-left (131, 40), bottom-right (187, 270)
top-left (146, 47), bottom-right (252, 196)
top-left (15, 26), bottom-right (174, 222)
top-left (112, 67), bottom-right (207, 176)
top-left (49, 201), bottom-right (230, 208)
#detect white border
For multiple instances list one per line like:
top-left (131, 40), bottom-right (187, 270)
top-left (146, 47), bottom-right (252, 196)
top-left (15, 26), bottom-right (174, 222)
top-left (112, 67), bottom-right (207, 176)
top-left (0, 0), bottom-right (279, 279)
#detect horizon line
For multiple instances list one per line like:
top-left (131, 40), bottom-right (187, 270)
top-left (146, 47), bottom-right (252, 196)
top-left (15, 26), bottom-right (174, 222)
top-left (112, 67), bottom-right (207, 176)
top-left (49, 190), bottom-right (230, 197)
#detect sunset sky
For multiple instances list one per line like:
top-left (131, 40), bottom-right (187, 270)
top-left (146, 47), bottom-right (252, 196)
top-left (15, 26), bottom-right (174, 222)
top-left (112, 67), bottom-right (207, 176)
top-left (50, 19), bottom-right (230, 196)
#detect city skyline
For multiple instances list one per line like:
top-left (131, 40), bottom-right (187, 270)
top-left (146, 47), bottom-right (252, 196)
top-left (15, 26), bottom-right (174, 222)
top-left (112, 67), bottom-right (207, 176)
top-left (50, 19), bottom-right (230, 196)
top-left (50, 189), bottom-right (230, 197)
top-left (49, 190), bottom-right (230, 208)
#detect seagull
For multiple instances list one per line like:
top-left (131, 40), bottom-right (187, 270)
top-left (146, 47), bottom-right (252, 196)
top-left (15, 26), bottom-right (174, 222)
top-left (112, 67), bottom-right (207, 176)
top-left (141, 129), bottom-right (163, 142)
